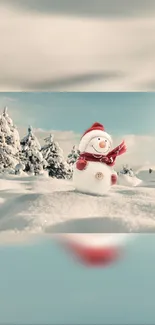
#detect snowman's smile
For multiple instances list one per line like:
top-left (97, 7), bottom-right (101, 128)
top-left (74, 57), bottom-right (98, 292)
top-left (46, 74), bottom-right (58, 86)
top-left (92, 145), bottom-right (108, 154)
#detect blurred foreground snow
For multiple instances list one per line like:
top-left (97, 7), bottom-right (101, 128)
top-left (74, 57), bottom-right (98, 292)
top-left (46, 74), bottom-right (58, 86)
top-left (0, 169), bottom-right (154, 244)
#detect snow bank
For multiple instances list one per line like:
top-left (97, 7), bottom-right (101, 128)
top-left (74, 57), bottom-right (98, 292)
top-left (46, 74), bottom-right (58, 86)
top-left (37, 170), bottom-right (49, 178)
top-left (135, 170), bottom-right (155, 188)
top-left (136, 170), bottom-right (155, 181)
top-left (30, 177), bottom-right (73, 194)
top-left (0, 178), bottom-right (24, 191)
top-left (0, 176), bottom-right (155, 245)
top-left (117, 174), bottom-right (142, 187)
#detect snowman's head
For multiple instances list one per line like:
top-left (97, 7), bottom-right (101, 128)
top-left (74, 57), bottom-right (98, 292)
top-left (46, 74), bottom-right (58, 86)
top-left (79, 122), bottom-right (112, 155)
top-left (85, 136), bottom-right (111, 155)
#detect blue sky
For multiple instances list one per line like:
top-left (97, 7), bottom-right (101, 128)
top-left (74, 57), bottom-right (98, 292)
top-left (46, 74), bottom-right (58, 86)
top-left (0, 93), bottom-right (155, 136)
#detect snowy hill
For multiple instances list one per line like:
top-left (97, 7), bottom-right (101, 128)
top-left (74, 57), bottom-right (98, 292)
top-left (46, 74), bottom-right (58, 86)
top-left (0, 174), bottom-right (155, 244)
top-left (136, 166), bottom-right (155, 186)
top-left (117, 174), bottom-right (142, 187)
top-left (136, 165), bottom-right (155, 173)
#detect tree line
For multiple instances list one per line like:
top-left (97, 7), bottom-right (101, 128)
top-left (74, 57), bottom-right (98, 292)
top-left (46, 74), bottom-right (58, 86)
top-left (0, 107), bottom-right (80, 178)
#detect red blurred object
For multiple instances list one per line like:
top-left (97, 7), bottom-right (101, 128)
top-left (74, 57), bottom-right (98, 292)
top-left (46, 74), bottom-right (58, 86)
top-left (68, 241), bottom-right (121, 266)
top-left (111, 174), bottom-right (117, 185)
top-left (76, 159), bottom-right (88, 170)
top-left (59, 234), bottom-right (126, 267)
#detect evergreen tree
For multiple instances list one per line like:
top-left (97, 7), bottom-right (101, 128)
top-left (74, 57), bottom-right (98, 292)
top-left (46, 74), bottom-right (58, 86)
top-left (0, 125), bottom-right (11, 172)
top-left (67, 145), bottom-right (80, 165)
top-left (41, 134), bottom-right (71, 179)
top-left (0, 109), bottom-right (20, 173)
top-left (120, 164), bottom-right (134, 177)
top-left (3, 107), bottom-right (21, 153)
top-left (20, 126), bottom-right (46, 175)
top-left (67, 145), bottom-right (80, 178)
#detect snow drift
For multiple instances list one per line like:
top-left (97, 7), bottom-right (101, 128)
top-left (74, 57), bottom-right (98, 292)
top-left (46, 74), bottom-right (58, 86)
top-left (0, 173), bottom-right (155, 246)
top-left (117, 174), bottom-right (142, 187)
top-left (136, 170), bottom-right (155, 181)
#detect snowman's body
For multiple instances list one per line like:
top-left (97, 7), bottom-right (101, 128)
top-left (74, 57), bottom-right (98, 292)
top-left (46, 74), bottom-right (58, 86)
top-left (73, 161), bottom-right (112, 196)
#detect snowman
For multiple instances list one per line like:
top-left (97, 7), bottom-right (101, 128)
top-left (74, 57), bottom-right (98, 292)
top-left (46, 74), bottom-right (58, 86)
top-left (73, 122), bottom-right (126, 196)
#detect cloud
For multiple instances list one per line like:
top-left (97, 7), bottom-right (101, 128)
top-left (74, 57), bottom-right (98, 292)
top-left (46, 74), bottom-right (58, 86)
top-left (140, 80), bottom-right (155, 91)
top-left (22, 71), bottom-right (123, 90)
top-left (2, 0), bottom-right (155, 18)
top-left (0, 71), bottom-right (123, 90)
top-left (1, 96), bottom-right (18, 103)
top-left (0, 4), bottom-right (155, 91)
top-left (112, 134), bottom-right (155, 169)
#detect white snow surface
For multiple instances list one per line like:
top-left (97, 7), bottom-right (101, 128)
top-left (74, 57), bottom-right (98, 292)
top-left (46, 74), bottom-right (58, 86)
top-left (0, 172), bottom-right (155, 244)
top-left (117, 174), bottom-right (143, 187)
top-left (61, 233), bottom-right (134, 248)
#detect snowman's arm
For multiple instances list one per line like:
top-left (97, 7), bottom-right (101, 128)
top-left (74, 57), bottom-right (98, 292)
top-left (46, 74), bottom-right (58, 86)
top-left (76, 159), bottom-right (88, 171)
top-left (111, 173), bottom-right (117, 185)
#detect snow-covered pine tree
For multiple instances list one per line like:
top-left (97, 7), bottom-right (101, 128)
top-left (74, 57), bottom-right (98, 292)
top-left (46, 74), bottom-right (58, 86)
top-left (0, 108), bottom-right (20, 173)
top-left (120, 164), bottom-right (134, 177)
top-left (3, 107), bottom-right (21, 153)
top-left (41, 134), bottom-right (71, 179)
top-left (0, 125), bottom-right (12, 173)
top-left (20, 126), bottom-right (46, 175)
top-left (67, 145), bottom-right (80, 165)
top-left (67, 145), bottom-right (80, 178)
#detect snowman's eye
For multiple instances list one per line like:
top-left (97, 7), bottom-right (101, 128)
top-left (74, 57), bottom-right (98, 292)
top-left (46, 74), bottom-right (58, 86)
top-left (98, 138), bottom-right (100, 140)
top-left (105, 140), bottom-right (107, 142)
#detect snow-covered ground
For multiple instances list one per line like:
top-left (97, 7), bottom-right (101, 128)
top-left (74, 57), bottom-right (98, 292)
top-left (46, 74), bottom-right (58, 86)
top-left (117, 173), bottom-right (142, 187)
top-left (0, 171), bottom-right (155, 244)
top-left (136, 169), bottom-right (155, 185)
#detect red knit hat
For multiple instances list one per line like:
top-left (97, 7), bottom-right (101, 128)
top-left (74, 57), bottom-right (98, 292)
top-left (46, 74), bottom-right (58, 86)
top-left (79, 122), bottom-right (112, 153)
top-left (82, 122), bottom-right (105, 137)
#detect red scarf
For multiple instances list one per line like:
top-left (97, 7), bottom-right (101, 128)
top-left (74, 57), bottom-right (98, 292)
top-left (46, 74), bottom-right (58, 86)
top-left (79, 141), bottom-right (126, 167)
